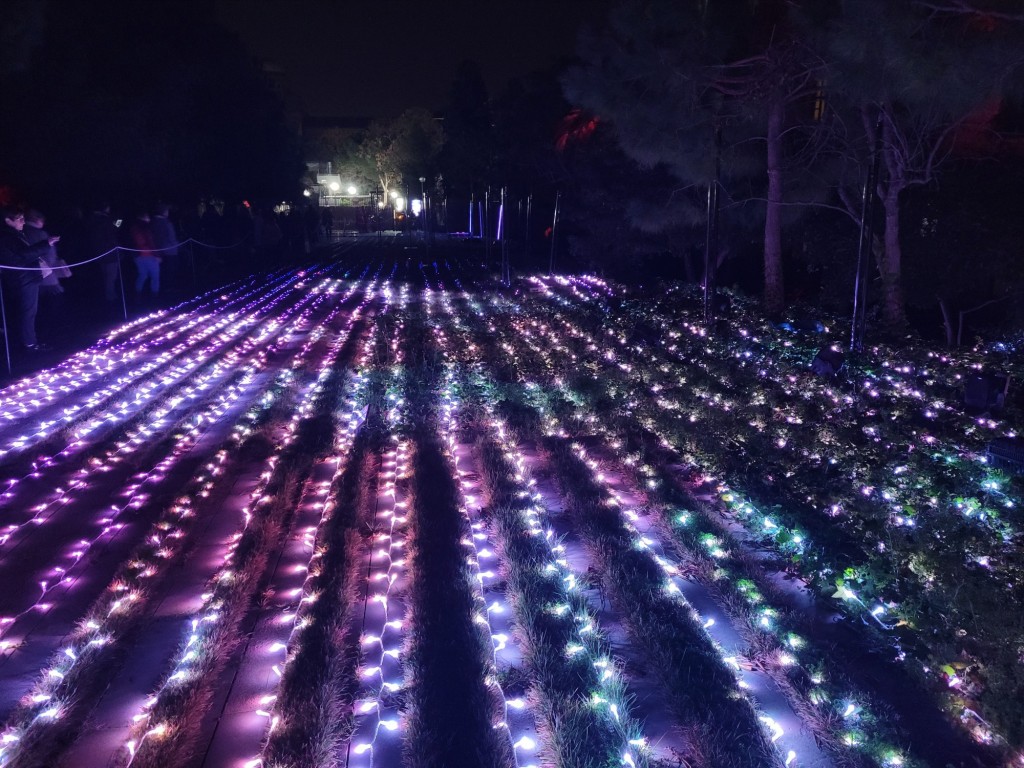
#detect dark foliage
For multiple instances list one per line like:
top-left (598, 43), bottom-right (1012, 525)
top-left (0, 0), bottom-right (302, 208)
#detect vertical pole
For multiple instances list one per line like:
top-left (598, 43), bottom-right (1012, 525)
top-left (548, 190), bottom-right (561, 276)
top-left (468, 193), bottom-right (475, 237)
top-left (500, 186), bottom-right (509, 285)
top-left (484, 188), bottom-right (492, 267)
top-left (0, 277), bottom-right (11, 376)
top-left (851, 115), bottom-right (885, 352)
top-left (703, 124), bottom-right (721, 325)
top-left (117, 250), bottom-right (128, 320)
top-left (525, 193), bottom-right (532, 263)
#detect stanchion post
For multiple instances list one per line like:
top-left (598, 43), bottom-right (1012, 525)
top-left (0, 277), bottom-right (11, 376)
top-left (116, 249), bottom-right (128, 320)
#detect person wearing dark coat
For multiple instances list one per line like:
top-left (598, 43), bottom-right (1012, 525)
top-left (0, 207), bottom-right (60, 350)
top-left (86, 202), bottom-right (121, 303)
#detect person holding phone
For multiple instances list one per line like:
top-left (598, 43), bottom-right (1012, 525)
top-left (0, 207), bottom-right (60, 352)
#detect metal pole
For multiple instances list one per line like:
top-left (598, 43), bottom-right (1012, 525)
top-left (500, 187), bottom-right (509, 285)
top-left (851, 115), bottom-right (885, 352)
top-left (0, 277), bottom-right (11, 376)
top-left (117, 250), bottom-right (128, 320)
top-left (703, 124), bottom-right (721, 325)
top-left (525, 193), bottom-right (532, 262)
top-left (484, 188), bottom-right (492, 266)
top-left (548, 191), bottom-right (561, 276)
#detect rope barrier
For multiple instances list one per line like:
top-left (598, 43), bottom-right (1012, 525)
top-left (0, 236), bottom-right (251, 272)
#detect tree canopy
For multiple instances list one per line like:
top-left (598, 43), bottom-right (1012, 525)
top-left (0, 0), bottom-right (302, 207)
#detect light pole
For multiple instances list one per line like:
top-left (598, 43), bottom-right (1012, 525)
top-left (418, 176), bottom-right (427, 243)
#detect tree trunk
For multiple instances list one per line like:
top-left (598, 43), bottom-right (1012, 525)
top-left (938, 296), bottom-right (954, 347)
top-left (763, 95), bottom-right (785, 315)
top-left (878, 187), bottom-right (907, 330)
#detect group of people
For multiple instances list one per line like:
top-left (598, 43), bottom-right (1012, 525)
top-left (0, 202), bottom-right (180, 355)
top-left (1, 197), bottom-right (337, 359)
top-left (85, 203), bottom-right (180, 304)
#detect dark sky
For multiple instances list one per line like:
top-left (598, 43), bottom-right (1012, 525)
top-left (216, 0), bottom-right (610, 119)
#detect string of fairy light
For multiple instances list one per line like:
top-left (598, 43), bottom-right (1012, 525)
top-left (345, 285), bottom-right (411, 766)
top-left (0, 278), bottom-right (364, 655)
top-left (426, 289), bottom-right (543, 767)
top-left (0, 268), bottom-right (312, 458)
top-left (463, 291), bottom-right (829, 766)
top-left (525, 275), bottom-right (1019, 748)
top-left (434, 287), bottom-right (654, 767)
top-left (119, 278), bottom-right (373, 766)
top-left (490, 288), bottom-right (922, 764)
top-left (0, 273), bottom-right (368, 766)
top-left (240, 294), bottom-right (377, 767)
top-left (537, 274), bottom-right (1017, 537)
top-left (2, 264), bottom-right (1019, 766)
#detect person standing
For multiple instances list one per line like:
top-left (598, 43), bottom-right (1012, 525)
top-left (24, 209), bottom-right (71, 340)
top-left (150, 204), bottom-right (180, 289)
top-left (129, 211), bottom-right (160, 301)
top-left (86, 201), bottom-right (121, 305)
top-left (0, 207), bottom-right (60, 352)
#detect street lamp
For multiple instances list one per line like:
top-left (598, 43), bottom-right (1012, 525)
top-left (347, 185), bottom-right (357, 195)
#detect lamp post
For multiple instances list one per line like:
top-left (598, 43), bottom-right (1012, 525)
top-left (419, 176), bottom-right (431, 254)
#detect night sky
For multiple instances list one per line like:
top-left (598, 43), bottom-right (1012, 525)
top-left (216, 0), bottom-right (611, 119)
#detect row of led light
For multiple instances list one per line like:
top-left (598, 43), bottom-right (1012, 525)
top-left (542, 276), bottom-right (1019, 536)
top-left (0, 281), bottom-right (311, 556)
top-left (0, 274), bottom-right (360, 622)
top-left (0, 368), bottom-right (300, 763)
top-left (530, 365), bottom-right (910, 763)
top-left (511, 283), bottom-right (935, 760)
top-left (438, 292), bottom-right (652, 768)
top-left (520, 290), bottom-right (927, 600)
top-left (483, 295), bottom-right (810, 766)
top-left (505, 299), bottom-right (903, 732)
top-left (255, 324), bottom-right (379, 767)
top-left (0, 266), bottom-right (285, 436)
top-left (508, 294), bottom-right (823, 570)
top-left (0, 266), bottom-right (309, 461)
top-left (0, 277), bottom-right (366, 765)
top-left (245, 314), bottom-right (378, 767)
top-left (2, 266), bottom-right (345, 499)
top-left (1, 263), bottom-right (340, 448)
top-left (346, 290), bottom-right (412, 767)
top-left (120, 279), bottom-right (370, 765)
top-left (24, 265), bottom-right (313, 449)
top-left (530, 279), bottom-right (1018, 635)
top-left (428, 293), bottom-right (542, 767)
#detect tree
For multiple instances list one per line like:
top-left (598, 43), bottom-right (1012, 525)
top-left (564, 0), bottom-right (823, 314)
top-left (356, 108), bottom-right (443, 202)
top-left (0, 0), bottom-right (301, 206)
top-left (439, 60), bottom-right (495, 196)
top-left (811, 0), bottom-right (1024, 329)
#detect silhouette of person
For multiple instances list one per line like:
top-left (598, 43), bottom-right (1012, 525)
top-left (129, 211), bottom-right (160, 299)
top-left (150, 203), bottom-right (179, 288)
top-left (0, 207), bottom-right (60, 351)
top-left (86, 201), bottom-right (121, 304)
